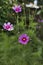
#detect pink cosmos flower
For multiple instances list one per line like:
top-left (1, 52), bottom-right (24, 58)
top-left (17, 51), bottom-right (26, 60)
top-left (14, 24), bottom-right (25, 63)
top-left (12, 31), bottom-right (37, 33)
top-left (12, 5), bottom-right (22, 13)
top-left (3, 22), bottom-right (14, 31)
top-left (18, 34), bottom-right (30, 45)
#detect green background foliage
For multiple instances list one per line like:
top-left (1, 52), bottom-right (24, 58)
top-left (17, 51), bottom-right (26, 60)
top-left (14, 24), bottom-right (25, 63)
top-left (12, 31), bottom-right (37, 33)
top-left (0, 0), bottom-right (43, 65)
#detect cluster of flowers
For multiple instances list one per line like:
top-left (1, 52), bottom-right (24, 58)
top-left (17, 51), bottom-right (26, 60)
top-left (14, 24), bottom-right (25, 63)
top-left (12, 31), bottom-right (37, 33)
top-left (3, 5), bottom-right (22, 31)
top-left (2, 5), bottom-right (43, 45)
top-left (3, 22), bottom-right (30, 44)
top-left (3, 22), bottom-right (30, 45)
top-left (2, 5), bottom-right (30, 45)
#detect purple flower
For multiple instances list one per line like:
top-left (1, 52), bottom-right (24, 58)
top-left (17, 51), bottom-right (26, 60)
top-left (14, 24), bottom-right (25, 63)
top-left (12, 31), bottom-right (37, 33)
top-left (12, 5), bottom-right (22, 13)
top-left (38, 19), bottom-right (43, 22)
top-left (3, 22), bottom-right (14, 31)
top-left (40, 20), bottom-right (43, 22)
top-left (18, 34), bottom-right (30, 45)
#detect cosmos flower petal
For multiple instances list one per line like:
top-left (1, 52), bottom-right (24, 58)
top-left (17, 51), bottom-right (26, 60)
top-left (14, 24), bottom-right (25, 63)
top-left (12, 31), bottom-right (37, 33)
top-left (3, 23), bottom-right (7, 26)
top-left (7, 22), bottom-right (11, 25)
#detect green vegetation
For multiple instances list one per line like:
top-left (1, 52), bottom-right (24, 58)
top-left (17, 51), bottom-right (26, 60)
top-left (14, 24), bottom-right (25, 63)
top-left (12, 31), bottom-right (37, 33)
top-left (0, 0), bottom-right (43, 65)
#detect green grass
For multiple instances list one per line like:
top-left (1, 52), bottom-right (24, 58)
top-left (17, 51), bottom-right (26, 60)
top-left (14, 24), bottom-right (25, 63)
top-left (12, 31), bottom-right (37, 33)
top-left (0, 29), bottom-right (43, 65)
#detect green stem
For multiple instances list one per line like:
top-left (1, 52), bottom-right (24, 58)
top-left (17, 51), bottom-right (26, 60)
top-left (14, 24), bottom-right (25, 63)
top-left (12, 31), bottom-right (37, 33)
top-left (29, 8), bottom-right (30, 19)
top-left (34, 9), bottom-right (37, 17)
top-left (17, 14), bottom-right (19, 33)
top-left (16, 0), bottom-right (18, 4)
top-left (23, 4), bottom-right (26, 28)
